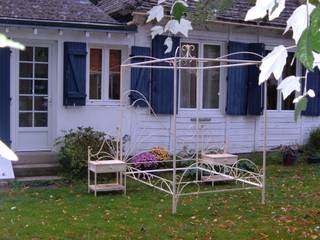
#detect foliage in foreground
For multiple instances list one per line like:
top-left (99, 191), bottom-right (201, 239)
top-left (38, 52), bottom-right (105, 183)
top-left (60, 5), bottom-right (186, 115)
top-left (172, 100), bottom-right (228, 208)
top-left (0, 154), bottom-right (319, 239)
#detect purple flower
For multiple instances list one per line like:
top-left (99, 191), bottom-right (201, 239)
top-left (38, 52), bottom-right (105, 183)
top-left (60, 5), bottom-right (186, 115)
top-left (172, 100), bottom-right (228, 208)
top-left (131, 152), bottom-right (159, 169)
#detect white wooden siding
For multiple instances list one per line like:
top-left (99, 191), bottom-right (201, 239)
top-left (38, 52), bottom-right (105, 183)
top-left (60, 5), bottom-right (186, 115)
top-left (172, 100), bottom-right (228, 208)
top-left (131, 110), bottom-right (320, 154)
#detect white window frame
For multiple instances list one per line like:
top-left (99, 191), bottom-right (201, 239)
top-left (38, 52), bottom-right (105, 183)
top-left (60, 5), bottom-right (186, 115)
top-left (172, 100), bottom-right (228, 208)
top-left (86, 45), bottom-right (124, 106)
top-left (179, 40), bottom-right (224, 111)
top-left (265, 46), bottom-right (301, 112)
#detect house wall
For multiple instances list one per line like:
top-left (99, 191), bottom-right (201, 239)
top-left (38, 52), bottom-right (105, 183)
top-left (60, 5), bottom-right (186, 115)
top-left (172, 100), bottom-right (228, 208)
top-left (1, 23), bottom-right (319, 155)
top-left (129, 23), bottom-right (320, 155)
top-left (3, 26), bottom-right (135, 151)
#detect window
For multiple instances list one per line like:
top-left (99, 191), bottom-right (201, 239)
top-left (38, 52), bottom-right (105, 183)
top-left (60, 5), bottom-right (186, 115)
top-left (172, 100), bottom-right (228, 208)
top-left (266, 51), bottom-right (297, 110)
top-left (282, 53), bottom-right (296, 110)
top-left (180, 42), bottom-right (221, 109)
top-left (89, 49), bottom-right (102, 100)
top-left (109, 49), bottom-right (121, 100)
top-left (19, 46), bottom-right (49, 127)
top-left (180, 43), bottom-right (199, 108)
top-left (267, 76), bottom-right (278, 110)
top-left (203, 45), bottom-right (220, 109)
top-left (88, 47), bottom-right (122, 101)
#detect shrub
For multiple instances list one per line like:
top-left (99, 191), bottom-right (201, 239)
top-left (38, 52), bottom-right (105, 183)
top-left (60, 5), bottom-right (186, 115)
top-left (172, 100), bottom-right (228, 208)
top-left (149, 147), bottom-right (170, 161)
top-left (302, 128), bottom-right (320, 161)
top-left (130, 152), bottom-right (158, 169)
top-left (55, 127), bottom-right (117, 176)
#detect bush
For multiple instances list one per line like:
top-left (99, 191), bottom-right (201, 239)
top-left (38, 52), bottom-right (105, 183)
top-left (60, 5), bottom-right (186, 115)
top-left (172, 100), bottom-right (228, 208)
top-left (306, 128), bottom-right (320, 150)
top-left (55, 127), bottom-right (117, 176)
top-left (302, 128), bottom-right (320, 161)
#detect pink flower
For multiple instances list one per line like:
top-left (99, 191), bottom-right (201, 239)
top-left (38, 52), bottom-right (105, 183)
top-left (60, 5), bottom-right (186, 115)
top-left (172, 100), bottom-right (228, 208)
top-left (131, 152), bottom-right (159, 169)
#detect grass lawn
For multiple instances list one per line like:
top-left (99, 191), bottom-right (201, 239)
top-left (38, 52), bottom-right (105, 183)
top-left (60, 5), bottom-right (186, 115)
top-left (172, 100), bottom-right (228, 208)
top-left (0, 153), bottom-right (320, 240)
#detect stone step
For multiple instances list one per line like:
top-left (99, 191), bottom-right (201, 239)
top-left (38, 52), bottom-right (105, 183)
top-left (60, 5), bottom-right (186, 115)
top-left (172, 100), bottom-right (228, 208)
top-left (13, 163), bottom-right (61, 177)
top-left (15, 176), bottom-right (63, 182)
top-left (15, 151), bottom-right (58, 165)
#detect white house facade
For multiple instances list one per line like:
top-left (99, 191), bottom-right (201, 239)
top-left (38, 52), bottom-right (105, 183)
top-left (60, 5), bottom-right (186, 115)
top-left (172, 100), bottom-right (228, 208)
top-left (0, 0), bottom-right (320, 162)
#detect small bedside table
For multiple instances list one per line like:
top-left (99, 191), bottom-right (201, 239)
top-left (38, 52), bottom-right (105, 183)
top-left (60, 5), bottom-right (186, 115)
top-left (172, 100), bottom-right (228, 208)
top-left (200, 153), bottom-right (238, 184)
top-left (88, 160), bottom-right (126, 196)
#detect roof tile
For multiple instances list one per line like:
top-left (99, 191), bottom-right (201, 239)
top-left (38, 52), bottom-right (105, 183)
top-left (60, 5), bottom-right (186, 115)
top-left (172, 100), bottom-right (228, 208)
top-left (0, 0), bottom-right (118, 24)
top-left (97, 0), bottom-right (301, 28)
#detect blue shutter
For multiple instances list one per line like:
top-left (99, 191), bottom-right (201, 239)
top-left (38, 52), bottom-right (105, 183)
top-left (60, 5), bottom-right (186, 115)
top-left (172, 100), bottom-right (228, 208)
top-left (64, 42), bottom-right (87, 106)
top-left (226, 41), bottom-right (249, 115)
top-left (303, 68), bottom-right (320, 116)
top-left (151, 35), bottom-right (180, 114)
top-left (0, 48), bottom-right (11, 146)
top-left (130, 46), bottom-right (151, 107)
top-left (247, 43), bottom-right (265, 115)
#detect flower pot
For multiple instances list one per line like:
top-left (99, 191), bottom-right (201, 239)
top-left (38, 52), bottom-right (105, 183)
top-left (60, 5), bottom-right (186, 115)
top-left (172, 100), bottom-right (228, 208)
top-left (282, 153), bottom-right (297, 166)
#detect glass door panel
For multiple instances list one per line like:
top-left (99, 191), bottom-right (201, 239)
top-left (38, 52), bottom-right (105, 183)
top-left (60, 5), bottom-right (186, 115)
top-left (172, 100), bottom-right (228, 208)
top-left (19, 46), bottom-right (49, 128)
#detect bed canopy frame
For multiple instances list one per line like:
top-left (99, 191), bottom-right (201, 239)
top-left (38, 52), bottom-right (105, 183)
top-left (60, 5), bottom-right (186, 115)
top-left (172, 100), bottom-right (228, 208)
top-left (113, 44), bottom-right (267, 214)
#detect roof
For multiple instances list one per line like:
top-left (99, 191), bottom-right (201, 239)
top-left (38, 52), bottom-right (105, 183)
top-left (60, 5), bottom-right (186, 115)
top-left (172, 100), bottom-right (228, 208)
top-left (97, 0), bottom-right (300, 28)
top-left (97, 0), bottom-right (139, 14)
top-left (214, 0), bottom-right (299, 27)
top-left (0, 0), bottom-right (136, 31)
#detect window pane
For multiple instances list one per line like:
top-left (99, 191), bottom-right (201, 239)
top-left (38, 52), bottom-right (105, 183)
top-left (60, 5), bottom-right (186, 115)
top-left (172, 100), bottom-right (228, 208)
top-left (34, 80), bottom-right (48, 94)
top-left (35, 47), bottom-right (48, 62)
top-left (180, 43), bottom-right (198, 108)
top-left (34, 96), bottom-right (48, 111)
top-left (89, 49), bottom-right (102, 100)
top-left (34, 113), bottom-right (47, 127)
top-left (20, 63), bottom-right (33, 78)
top-left (109, 73), bottom-right (120, 99)
top-left (19, 79), bottom-right (33, 94)
top-left (19, 113), bottom-right (32, 127)
top-left (20, 47), bottom-right (33, 61)
top-left (283, 53), bottom-right (296, 77)
top-left (265, 50), bottom-right (278, 110)
top-left (19, 96), bottom-right (33, 111)
top-left (282, 53), bottom-right (296, 110)
top-left (35, 64), bottom-right (48, 78)
top-left (110, 49), bottom-right (121, 72)
top-left (203, 45), bottom-right (220, 109)
top-left (109, 49), bottom-right (121, 100)
top-left (267, 77), bottom-right (277, 110)
top-left (282, 92), bottom-right (295, 110)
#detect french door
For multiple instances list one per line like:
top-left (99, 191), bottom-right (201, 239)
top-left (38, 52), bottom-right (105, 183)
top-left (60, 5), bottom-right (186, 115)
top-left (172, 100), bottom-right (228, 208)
top-left (15, 45), bottom-right (51, 151)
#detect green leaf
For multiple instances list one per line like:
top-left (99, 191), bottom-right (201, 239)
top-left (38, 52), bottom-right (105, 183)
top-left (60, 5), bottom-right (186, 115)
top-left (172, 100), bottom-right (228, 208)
top-left (310, 7), bottom-right (320, 52)
top-left (294, 97), bottom-right (308, 122)
top-left (310, 0), bottom-right (320, 6)
top-left (172, 0), bottom-right (188, 21)
top-left (295, 28), bottom-right (314, 70)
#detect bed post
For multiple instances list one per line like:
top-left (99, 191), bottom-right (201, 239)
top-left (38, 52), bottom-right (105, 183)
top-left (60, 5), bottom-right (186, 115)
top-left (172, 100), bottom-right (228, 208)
top-left (120, 65), bottom-right (124, 162)
top-left (172, 57), bottom-right (178, 214)
top-left (195, 59), bottom-right (200, 181)
top-left (262, 82), bottom-right (267, 204)
top-left (120, 65), bottom-right (125, 193)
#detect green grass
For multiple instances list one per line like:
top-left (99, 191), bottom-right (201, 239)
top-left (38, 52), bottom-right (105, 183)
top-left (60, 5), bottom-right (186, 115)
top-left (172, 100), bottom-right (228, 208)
top-left (0, 153), bottom-right (320, 240)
